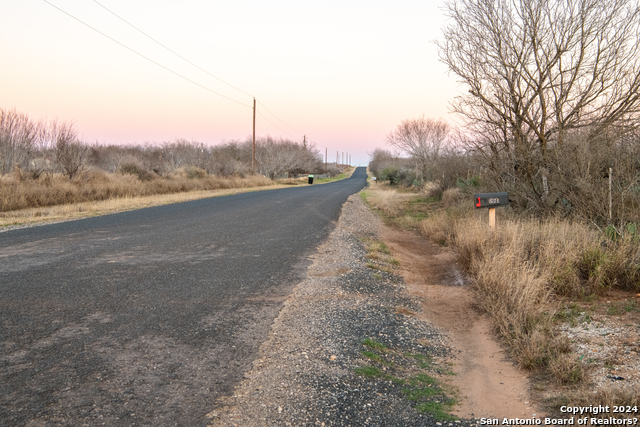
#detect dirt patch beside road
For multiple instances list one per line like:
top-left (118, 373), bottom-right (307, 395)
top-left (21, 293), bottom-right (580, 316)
top-left (381, 227), bottom-right (544, 419)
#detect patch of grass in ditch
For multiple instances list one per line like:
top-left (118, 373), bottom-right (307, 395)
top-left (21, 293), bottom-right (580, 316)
top-left (405, 352), bottom-right (432, 369)
top-left (624, 299), bottom-right (638, 312)
top-left (355, 338), bottom-right (457, 421)
top-left (409, 373), bottom-right (437, 385)
top-left (393, 194), bottom-right (441, 228)
top-left (354, 366), bottom-right (407, 385)
top-left (365, 240), bottom-right (390, 258)
top-left (389, 376), bottom-right (406, 385)
top-left (363, 338), bottom-right (388, 351)
top-left (606, 304), bottom-right (620, 316)
top-left (360, 237), bottom-right (398, 274)
top-left (354, 363), bottom-right (458, 419)
top-left (376, 242), bottom-right (391, 254)
top-left (354, 366), bottom-right (383, 378)
top-left (415, 400), bottom-right (457, 421)
top-left (362, 350), bottom-right (393, 366)
top-left (403, 386), bottom-right (440, 400)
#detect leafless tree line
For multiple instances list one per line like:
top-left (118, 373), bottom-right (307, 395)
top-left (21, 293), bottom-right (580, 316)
top-left (434, 0), bottom-right (640, 219)
top-left (0, 107), bottom-right (325, 181)
top-left (383, 116), bottom-right (458, 184)
top-left (373, 0), bottom-right (640, 222)
top-left (0, 108), bottom-right (89, 179)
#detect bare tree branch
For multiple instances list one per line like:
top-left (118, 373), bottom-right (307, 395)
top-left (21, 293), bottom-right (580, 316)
top-left (385, 116), bottom-right (451, 180)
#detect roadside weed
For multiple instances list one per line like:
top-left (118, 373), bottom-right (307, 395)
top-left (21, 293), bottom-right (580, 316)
top-left (355, 338), bottom-right (457, 420)
top-left (354, 366), bottom-right (383, 378)
top-left (363, 338), bottom-right (388, 351)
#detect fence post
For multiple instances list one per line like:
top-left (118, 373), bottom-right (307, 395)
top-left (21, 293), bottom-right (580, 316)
top-left (489, 208), bottom-right (496, 233)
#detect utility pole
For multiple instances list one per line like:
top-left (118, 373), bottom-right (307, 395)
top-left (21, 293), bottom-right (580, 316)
top-left (325, 148), bottom-right (327, 172)
top-left (252, 97), bottom-right (256, 174)
top-left (336, 151), bottom-right (339, 167)
top-left (303, 135), bottom-right (306, 149)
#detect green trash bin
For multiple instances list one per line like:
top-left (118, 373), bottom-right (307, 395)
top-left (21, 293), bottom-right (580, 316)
top-left (308, 175), bottom-right (314, 184)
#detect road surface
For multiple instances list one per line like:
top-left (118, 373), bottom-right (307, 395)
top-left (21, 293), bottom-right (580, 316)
top-left (0, 167), bottom-right (367, 426)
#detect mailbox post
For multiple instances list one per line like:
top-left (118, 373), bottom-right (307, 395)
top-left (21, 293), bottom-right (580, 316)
top-left (474, 192), bottom-right (509, 232)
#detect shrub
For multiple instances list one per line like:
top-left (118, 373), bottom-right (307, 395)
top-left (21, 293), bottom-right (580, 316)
top-left (418, 198), bottom-right (640, 378)
top-left (326, 167), bottom-right (343, 178)
top-left (118, 163), bottom-right (155, 181)
top-left (549, 354), bottom-right (584, 384)
top-left (380, 166), bottom-right (415, 186)
top-left (184, 166), bottom-right (206, 179)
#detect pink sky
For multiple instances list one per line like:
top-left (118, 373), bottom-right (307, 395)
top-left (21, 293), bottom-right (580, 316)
top-left (1, 0), bottom-right (460, 166)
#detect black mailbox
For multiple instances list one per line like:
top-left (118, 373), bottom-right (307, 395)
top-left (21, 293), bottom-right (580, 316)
top-left (474, 192), bottom-right (509, 208)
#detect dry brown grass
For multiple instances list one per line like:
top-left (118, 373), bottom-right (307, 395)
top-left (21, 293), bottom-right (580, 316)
top-left (1, 167), bottom-right (356, 228)
top-left (556, 386), bottom-right (640, 419)
top-left (0, 169), bottom-right (275, 213)
top-left (421, 191), bottom-right (640, 294)
top-left (0, 169), bottom-right (289, 228)
top-left (418, 189), bottom-right (640, 396)
top-left (363, 182), bottom-right (436, 229)
top-left (0, 185), bottom-right (292, 229)
top-left (363, 182), bottom-right (640, 392)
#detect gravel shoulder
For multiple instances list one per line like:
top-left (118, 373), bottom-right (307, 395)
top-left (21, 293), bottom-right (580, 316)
top-left (208, 194), bottom-right (480, 426)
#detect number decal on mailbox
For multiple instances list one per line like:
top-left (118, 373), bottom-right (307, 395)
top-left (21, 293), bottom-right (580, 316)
top-left (474, 192), bottom-right (509, 208)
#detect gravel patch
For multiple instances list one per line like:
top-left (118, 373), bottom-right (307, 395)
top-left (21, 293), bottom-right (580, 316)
top-left (208, 194), bottom-right (477, 427)
top-left (558, 309), bottom-right (640, 390)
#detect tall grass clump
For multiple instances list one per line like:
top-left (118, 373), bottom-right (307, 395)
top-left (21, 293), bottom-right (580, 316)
top-left (420, 189), bottom-right (640, 376)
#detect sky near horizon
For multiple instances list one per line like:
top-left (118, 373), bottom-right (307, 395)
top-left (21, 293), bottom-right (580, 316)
top-left (1, 0), bottom-right (460, 166)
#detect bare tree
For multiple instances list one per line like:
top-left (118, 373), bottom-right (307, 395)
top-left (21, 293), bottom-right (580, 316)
top-left (159, 139), bottom-right (208, 172)
top-left (368, 148), bottom-right (397, 177)
top-left (50, 121), bottom-right (89, 179)
top-left (206, 140), bottom-right (252, 176)
top-left (385, 116), bottom-right (451, 180)
top-left (439, 0), bottom-right (640, 148)
top-left (256, 137), bottom-right (322, 179)
top-left (437, 0), bottom-right (640, 209)
top-left (27, 119), bottom-right (59, 179)
top-left (0, 108), bottom-right (38, 175)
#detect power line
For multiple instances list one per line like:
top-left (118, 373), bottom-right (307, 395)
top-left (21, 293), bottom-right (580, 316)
top-left (92, 0), bottom-right (254, 99)
top-left (256, 111), bottom-right (297, 139)
top-left (91, 1), bottom-right (304, 139)
top-left (45, 0), bottom-right (307, 142)
top-left (43, 0), bottom-right (251, 109)
top-left (256, 100), bottom-right (304, 136)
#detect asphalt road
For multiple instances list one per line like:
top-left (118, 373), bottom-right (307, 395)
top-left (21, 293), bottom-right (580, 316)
top-left (0, 167), bottom-right (367, 426)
